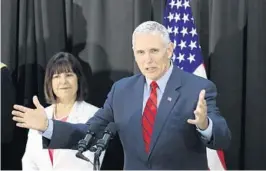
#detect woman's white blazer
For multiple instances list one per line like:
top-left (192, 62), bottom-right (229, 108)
top-left (22, 101), bottom-right (104, 171)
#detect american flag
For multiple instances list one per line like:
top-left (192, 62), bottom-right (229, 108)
top-left (163, 0), bottom-right (227, 170)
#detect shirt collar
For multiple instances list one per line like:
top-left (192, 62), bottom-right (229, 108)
top-left (145, 62), bottom-right (173, 93)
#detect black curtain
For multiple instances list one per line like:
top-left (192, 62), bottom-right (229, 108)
top-left (1, 0), bottom-right (266, 170)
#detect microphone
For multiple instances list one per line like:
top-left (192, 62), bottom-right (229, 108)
top-left (94, 122), bottom-right (117, 158)
top-left (76, 123), bottom-right (100, 162)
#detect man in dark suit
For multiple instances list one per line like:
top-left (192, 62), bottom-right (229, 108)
top-left (12, 21), bottom-right (231, 170)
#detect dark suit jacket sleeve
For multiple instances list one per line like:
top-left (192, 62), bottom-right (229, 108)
top-left (200, 81), bottom-right (231, 150)
top-left (43, 82), bottom-right (116, 149)
top-left (1, 67), bottom-right (16, 144)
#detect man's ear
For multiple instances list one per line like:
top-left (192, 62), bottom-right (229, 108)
top-left (167, 42), bottom-right (175, 58)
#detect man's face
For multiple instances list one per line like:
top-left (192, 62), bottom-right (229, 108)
top-left (133, 33), bottom-right (174, 81)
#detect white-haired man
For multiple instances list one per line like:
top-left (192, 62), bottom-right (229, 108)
top-left (12, 21), bottom-right (231, 170)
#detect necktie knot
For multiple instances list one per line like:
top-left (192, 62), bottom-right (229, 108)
top-left (150, 81), bottom-right (158, 90)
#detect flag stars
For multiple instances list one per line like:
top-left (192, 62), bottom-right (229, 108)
top-left (178, 40), bottom-right (187, 50)
top-left (180, 27), bottom-right (188, 37)
top-left (182, 13), bottom-right (189, 23)
top-left (183, 0), bottom-right (190, 9)
top-left (173, 40), bottom-right (177, 49)
top-left (187, 53), bottom-right (195, 63)
top-left (173, 27), bottom-right (179, 36)
top-left (174, 13), bottom-right (181, 22)
top-left (176, 0), bottom-right (182, 9)
top-left (172, 53), bottom-right (176, 60)
top-left (190, 28), bottom-right (197, 37)
top-left (177, 66), bottom-right (184, 70)
top-left (167, 26), bottom-right (173, 33)
top-left (177, 53), bottom-right (185, 63)
top-left (189, 40), bottom-right (197, 50)
top-left (167, 12), bottom-right (174, 22)
top-left (169, 0), bottom-right (176, 9)
top-left (164, 0), bottom-right (204, 75)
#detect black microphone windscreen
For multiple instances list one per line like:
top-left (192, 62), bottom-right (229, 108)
top-left (105, 122), bottom-right (117, 134)
top-left (87, 123), bottom-right (101, 133)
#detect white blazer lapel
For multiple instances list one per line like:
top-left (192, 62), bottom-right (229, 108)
top-left (41, 106), bottom-right (55, 170)
top-left (46, 104), bottom-right (61, 168)
top-left (52, 101), bottom-right (81, 167)
top-left (46, 104), bottom-right (55, 120)
top-left (66, 101), bottom-right (81, 123)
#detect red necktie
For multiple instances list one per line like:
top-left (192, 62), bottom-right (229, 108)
top-left (48, 116), bottom-right (68, 165)
top-left (142, 81), bottom-right (158, 153)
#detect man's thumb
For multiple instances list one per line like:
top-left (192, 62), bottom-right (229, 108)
top-left (33, 95), bottom-right (43, 109)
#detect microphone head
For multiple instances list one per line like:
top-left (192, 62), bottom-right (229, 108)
top-left (87, 123), bottom-right (101, 134)
top-left (104, 122), bottom-right (117, 136)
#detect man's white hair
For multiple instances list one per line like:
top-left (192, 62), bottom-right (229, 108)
top-left (132, 21), bottom-right (171, 48)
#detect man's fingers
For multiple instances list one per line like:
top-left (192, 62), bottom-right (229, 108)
top-left (12, 110), bottom-right (24, 117)
top-left (196, 92), bottom-right (205, 109)
top-left (194, 109), bottom-right (199, 115)
top-left (202, 100), bottom-right (206, 108)
top-left (196, 90), bottom-right (206, 113)
top-left (196, 103), bottom-right (205, 113)
top-left (187, 119), bottom-right (197, 125)
top-left (198, 97), bottom-right (206, 106)
top-left (199, 89), bottom-right (206, 101)
top-left (33, 95), bottom-right (44, 109)
top-left (12, 116), bottom-right (25, 123)
top-left (194, 108), bottom-right (206, 119)
top-left (197, 90), bottom-right (206, 105)
top-left (16, 122), bottom-right (28, 128)
top-left (13, 105), bottom-right (31, 113)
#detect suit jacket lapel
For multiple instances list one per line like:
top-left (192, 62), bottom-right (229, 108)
top-left (126, 75), bottom-right (148, 161)
top-left (149, 66), bottom-right (182, 157)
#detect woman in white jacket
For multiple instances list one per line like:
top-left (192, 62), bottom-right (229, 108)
top-left (22, 52), bottom-right (104, 171)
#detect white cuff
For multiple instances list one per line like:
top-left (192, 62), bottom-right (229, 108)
top-left (196, 117), bottom-right (213, 141)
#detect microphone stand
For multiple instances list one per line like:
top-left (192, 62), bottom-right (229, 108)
top-left (76, 151), bottom-right (94, 165)
top-left (93, 137), bottom-right (106, 171)
top-left (93, 150), bottom-right (101, 171)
